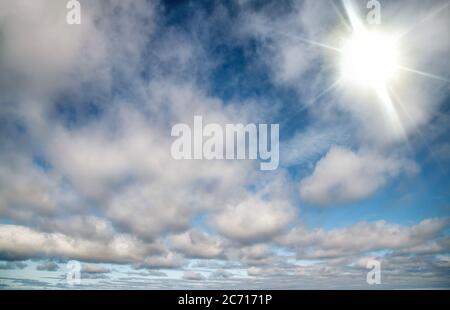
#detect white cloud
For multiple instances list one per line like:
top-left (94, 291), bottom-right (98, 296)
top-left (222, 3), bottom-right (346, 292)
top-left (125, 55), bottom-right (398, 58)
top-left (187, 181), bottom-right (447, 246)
top-left (0, 0), bottom-right (449, 289)
top-left (0, 158), bottom-right (58, 219)
top-left (170, 230), bottom-right (224, 259)
top-left (209, 269), bottom-right (233, 279)
top-left (182, 271), bottom-right (205, 281)
top-left (211, 195), bottom-right (295, 243)
top-left (136, 252), bottom-right (184, 270)
top-left (0, 0), bottom-right (108, 97)
top-left (81, 264), bottom-right (110, 274)
top-left (278, 218), bottom-right (449, 259)
top-left (235, 244), bottom-right (277, 267)
top-left (247, 266), bottom-right (288, 277)
top-left (281, 126), bottom-right (349, 166)
top-left (299, 146), bottom-right (418, 205)
top-left (0, 224), bottom-right (169, 266)
top-left (36, 216), bottom-right (116, 242)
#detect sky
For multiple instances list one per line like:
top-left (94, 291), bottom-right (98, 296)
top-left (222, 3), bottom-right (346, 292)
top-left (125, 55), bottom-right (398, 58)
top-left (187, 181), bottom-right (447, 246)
top-left (0, 0), bottom-right (449, 289)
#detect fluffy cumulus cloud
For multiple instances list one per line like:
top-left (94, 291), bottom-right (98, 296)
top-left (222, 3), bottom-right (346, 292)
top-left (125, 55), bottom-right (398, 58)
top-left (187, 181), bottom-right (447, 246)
top-left (170, 230), bottom-right (224, 259)
top-left (0, 224), bottom-right (164, 264)
top-left (277, 218), bottom-right (450, 259)
top-left (211, 196), bottom-right (295, 243)
top-left (0, 0), bottom-right (105, 95)
top-left (182, 271), bottom-right (206, 281)
top-left (0, 0), bottom-right (449, 289)
top-left (299, 146), bottom-right (418, 205)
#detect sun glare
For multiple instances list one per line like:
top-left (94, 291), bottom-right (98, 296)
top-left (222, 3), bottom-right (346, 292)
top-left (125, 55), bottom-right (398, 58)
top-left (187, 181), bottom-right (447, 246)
top-left (340, 29), bottom-right (399, 87)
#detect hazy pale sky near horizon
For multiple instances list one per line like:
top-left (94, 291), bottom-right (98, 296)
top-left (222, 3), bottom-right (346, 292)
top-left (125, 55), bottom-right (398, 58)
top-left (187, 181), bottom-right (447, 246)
top-left (0, 0), bottom-right (449, 289)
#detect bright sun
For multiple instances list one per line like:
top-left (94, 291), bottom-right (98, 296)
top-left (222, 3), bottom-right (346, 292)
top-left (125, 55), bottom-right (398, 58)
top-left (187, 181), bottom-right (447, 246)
top-left (289, 1), bottom-right (449, 140)
top-left (340, 29), bottom-right (399, 87)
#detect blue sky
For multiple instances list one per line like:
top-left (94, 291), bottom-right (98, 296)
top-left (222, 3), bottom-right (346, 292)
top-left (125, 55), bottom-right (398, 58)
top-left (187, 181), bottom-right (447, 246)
top-left (0, 0), bottom-right (449, 289)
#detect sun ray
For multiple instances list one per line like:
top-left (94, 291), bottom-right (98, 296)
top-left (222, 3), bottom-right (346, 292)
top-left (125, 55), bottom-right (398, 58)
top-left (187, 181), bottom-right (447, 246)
top-left (280, 78), bottom-right (343, 127)
top-left (314, 78), bottom-right (343, 101)
top-left (338, 0), bottom-right (419, 141)
top-left (342, 0), bottom-right (365, 31)
top-left (397, 2), bottom-right (450, 41)
top-left (397, 65), bottom-right (450, 83)
top-left (330, 0), bottom-right (353, 31)
top-left (282, 32), bottom-right (342, 53)
top-left (374, 83), bottom-right (405, 139)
